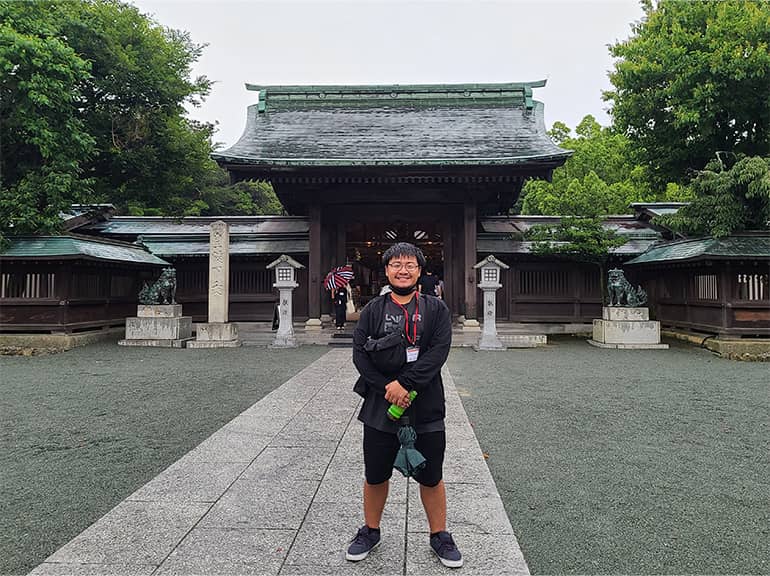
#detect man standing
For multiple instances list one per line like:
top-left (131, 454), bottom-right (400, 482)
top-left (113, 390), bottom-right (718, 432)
top-left (348, 242), bottom-right (462, 568)
top-left (418, 267), bottom-right (440, 297)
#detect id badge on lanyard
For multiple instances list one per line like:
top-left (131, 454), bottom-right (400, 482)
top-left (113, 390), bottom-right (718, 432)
top-left (392, 295), bottom-right (420, 363)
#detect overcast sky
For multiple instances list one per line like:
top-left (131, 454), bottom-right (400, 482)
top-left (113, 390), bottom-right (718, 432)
top-left (129, 0), bottom-right (644, 149)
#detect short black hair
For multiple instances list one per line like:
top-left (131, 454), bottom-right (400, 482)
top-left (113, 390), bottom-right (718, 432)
top-left (382, 242), bottom-right (426, 268)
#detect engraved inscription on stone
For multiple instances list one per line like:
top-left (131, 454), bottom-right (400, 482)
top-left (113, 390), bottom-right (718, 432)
top-left (208, 221), bottom-right (230, 323)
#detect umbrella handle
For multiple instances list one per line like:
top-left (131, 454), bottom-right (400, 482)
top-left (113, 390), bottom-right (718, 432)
top-left (387, 390), bottom-right (418, 421)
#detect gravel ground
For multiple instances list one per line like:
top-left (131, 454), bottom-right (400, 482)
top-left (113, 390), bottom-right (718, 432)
top-left (447, 336), bottom-right (770, 575)
top-left (3, 337), bottom-right (768, 575)
top-left (0, 341), bottom-right (328, 575)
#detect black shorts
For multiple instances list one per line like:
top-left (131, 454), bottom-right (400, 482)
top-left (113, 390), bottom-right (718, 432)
top-left (363, 425), bottom-right (445, 487)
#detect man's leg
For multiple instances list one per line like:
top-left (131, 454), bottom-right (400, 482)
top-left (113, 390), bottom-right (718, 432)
top-left (347, 427), bottom-right (398, 562)
top-left (363, 480), bottom-right (389, 528)
top-left (419, 480), bottom-right (447, 533)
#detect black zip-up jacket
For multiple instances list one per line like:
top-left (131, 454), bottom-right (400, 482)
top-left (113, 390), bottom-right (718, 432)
top-left (353, 293), bottom-right (452, 432)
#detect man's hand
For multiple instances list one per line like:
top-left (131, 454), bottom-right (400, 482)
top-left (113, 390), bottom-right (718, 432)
top-left (384, 380), bottom-right (411, 408)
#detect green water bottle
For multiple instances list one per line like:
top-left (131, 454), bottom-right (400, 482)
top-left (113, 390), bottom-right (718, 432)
top-left (387, 390), bottom-right (417, 421)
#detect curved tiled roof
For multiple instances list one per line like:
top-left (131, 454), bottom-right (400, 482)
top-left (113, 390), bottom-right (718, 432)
top-left (213, 82), bottom-right (571, 169)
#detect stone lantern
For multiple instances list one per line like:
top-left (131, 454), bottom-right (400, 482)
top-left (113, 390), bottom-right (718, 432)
top-left (473, 255), bottom-right (510, 350)
top-left (267, 254), bottom-right (305, 348)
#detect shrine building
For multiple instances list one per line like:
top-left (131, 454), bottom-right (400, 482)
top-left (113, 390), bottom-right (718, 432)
top-left (212, 81), bottom-right (573, 323)
top-left (6, 81), bottom-right (765, 339)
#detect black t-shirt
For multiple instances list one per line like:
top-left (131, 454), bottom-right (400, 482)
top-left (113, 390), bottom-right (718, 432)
top-left (419, 274), bottom-right (439, 296)
top-left (383, 294), bottom-right (423, 346)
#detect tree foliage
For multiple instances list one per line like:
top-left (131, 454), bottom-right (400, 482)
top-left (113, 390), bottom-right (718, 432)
top-left (0, 1), bottom-right (95, 236)
top-left (525, 217), bottom-right (628, 264)
top-left (525, 216), bottom-right (629, 300)
top-left (605, 0), bottom-right (770, 187)
top-left (656, 155), bottom-right (770, 237)
top-left (60, 0), bottom-right (215, 212)
top-left (519, 115), bottom-right (690, 217)
top-left (1, 0), bottom-right (281, 243)
top-left (178, 172), bottom-right (284, 217)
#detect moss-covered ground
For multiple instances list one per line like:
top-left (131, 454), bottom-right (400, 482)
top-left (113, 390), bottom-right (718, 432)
top-left (448, 337), bottom-right (769, 574)
top-left (0, 341), bottom-right (327, 575)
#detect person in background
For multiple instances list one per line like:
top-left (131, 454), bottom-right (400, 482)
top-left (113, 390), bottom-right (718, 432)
top-left (436, 276), bottom-right (445, 300)
top-left (333, 285), bottom-right (348, 330)
top-left (418, 267), bottom-right (440, 297)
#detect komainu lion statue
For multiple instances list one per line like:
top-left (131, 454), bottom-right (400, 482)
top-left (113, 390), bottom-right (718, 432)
top-left (139, 268), bottom-right (177, 305)
top-left (607, 268), bottom-right (647, 307)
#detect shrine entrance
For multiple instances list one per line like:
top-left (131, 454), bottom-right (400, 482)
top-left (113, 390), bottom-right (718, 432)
top-left (346, 219), bottom-right (444, 308)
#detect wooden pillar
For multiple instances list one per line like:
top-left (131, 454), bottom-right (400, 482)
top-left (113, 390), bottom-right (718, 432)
top-left (719, 263), bottom-right (731, 336)
top-left (442, 215), bottom-right (454, 316)
top-left (463, 201), bottom-right (477, 319)
top-left (336, 220), bottom-right (346, 265)
top-left (451, 210), bottom-right (463, 315)
top-left (57, 263), bottom-right (72, 332)
top-left (308, 202), bottom-right (321, 319)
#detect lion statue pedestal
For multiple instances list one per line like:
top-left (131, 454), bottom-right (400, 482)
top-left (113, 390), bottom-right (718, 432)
top-left (119, 304), bottom-right (193, 348)
top-left (119, 269), bottom-right (193, 347)
top-left (589, 269), bottom-right (668, 349)
top-left (589, 306), bottom-right (668, 349)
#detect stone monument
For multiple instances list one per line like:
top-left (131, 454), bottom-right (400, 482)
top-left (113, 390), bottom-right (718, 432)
top-left (267, 254), bottom-right (305, 348)
top-left (119, 268), bottom-right (193, 347)
top-left (188, 221), bottom-right (240, 348)
top-left (589, 268), bottom-right (668, 349)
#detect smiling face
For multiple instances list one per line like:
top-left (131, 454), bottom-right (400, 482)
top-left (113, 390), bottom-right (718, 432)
top-left (384, 255), bottom-right (421, 291)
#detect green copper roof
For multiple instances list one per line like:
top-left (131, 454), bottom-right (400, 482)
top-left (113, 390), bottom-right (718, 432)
top-left (626, 236), bottom-right (770, 265)
top-left (213, 81), bottom-right (571, 169)
top-left (0, 236), bottom-right (170, 266)
top-left (80, 216), bottom-right (309, 237)
top-left (245, 81), bottom-right (547, 109)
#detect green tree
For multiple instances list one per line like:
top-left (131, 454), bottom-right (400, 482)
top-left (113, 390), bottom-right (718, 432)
top-left (525, 216), bottom-right (628, 302)
top-left (519, 115), bottom-right (687, 216)
top-left (0, 0), bottom-right (220, 241)
top-left (0, 1), bottom-right (95, 239)
top-left (605, 0), bottom-right (770, 187)
top-left (192, 171), bottom-right (284, 217)
top-left (656, 154), bottom-right (770, 237)
top-left (59, 0), bottom-right (214, 214)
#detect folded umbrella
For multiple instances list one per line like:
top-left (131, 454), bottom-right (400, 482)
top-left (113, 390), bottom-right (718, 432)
top-left (393, 424), bottom-right (427, 477)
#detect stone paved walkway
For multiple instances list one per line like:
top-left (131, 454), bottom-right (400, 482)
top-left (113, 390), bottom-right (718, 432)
top-left (30, 349), bottom-right (529, 575)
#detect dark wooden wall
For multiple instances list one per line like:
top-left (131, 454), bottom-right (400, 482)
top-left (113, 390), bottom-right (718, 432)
top-left (0, 261), bottom-right (154, 333)
top-left (0, 255), bottom-right (310, 333)
top-left (493, 258), bottom-right (604, 323)
top-left (634, 263), bottom-right (770, 336)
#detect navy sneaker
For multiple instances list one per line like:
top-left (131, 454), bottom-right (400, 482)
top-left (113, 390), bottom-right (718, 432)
top-left (345, 525), bottom-right (381, 561)
top-left (430, 531), bottom-right (463, 568)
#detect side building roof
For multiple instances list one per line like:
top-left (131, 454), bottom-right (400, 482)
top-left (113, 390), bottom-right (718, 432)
top-left (626, 235), bottom-right (770, 265)
top-left (75, 216), bottom-right (310, 257)
top-left (213, 82), bottom-right (571, 174)
top-left (0, 235), bottom-right (170, 266)
top-left (478, 215), bottom-right (662, 256)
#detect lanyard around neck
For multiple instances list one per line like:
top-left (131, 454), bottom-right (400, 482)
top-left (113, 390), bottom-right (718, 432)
top-left (390, 294), bottom-right (418, 345)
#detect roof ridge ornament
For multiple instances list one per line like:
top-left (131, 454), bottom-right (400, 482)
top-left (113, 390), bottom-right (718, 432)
top-left (248, 81), bottom-right (547, 112)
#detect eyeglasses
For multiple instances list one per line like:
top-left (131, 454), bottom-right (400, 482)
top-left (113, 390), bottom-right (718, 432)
top-left (388, 262), bottom-right (420, 272)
